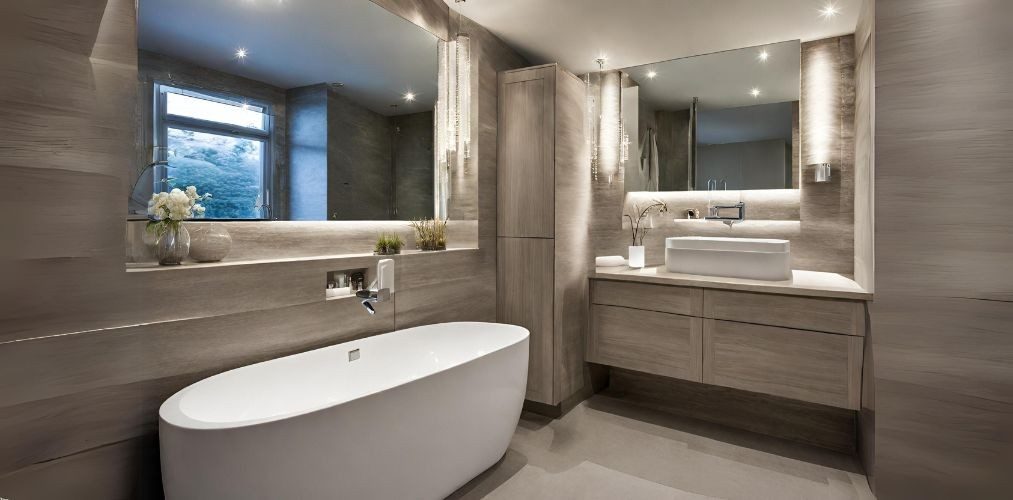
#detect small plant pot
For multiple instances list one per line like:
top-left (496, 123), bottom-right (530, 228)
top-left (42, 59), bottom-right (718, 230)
top-left (628, 245), bottom-right (645, 269)
top-left (417, 243), bottom-right (446, 252)
top-left (374, 249), bottom-right (401, 256)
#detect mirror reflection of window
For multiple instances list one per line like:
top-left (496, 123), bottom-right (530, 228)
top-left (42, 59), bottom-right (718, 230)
top-left (155, 85), bottom-right (270, 220)
top-left (133, 0), bottom-right (441, 221)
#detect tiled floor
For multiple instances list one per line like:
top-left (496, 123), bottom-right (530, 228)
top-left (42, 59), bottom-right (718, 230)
top-left (449, 395), bottom-right (875, 500)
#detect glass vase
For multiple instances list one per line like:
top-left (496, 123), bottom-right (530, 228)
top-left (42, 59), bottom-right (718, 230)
top-left (155, 223), bottom-right (190, 265)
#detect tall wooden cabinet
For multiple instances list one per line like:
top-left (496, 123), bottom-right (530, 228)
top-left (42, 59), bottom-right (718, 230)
top-left (497, 64), bottom-right (590, 407)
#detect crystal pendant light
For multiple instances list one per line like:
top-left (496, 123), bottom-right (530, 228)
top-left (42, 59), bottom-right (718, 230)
top-left (587, 58), bottom-right (604, 181)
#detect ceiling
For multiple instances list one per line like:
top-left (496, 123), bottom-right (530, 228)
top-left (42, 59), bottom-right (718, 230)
top-left (450, 0), bottom-right (860, 74)
top-left (138, 0), bottom-right (439, 116)
top-left (630, 40), bottom-right (800, 111)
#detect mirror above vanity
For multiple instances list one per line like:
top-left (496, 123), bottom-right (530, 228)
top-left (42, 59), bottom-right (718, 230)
top-left (130, 0), bottom-right (444, 221)
top-left (620, 40), bottom-right (801, 193)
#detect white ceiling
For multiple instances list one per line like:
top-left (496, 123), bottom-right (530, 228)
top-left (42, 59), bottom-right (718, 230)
top-left (451, 0), bottom-right (860, 74)
top-left (630, 40), bottom-right (801, 111)
top-left (138, 0), bottom-right (439, 116)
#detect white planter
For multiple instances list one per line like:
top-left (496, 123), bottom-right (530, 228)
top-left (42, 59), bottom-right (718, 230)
top-left (628, 245), bottom-right (645, 268)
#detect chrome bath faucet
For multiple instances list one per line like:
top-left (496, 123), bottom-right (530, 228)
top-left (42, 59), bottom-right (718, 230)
top-left (357, 288), bottom-right (391, 315)
top-left (705, 202), bottom-right (746, 227)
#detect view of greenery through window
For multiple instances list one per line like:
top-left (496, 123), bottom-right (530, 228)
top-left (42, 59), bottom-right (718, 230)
top-left (166, 128), bottom-right (264, 219)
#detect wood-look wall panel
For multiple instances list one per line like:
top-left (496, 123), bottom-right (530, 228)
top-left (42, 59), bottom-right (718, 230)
top-left (853, 0), bottom-right (875, 484)
top-left (796, 36), bottom-right (857, 276)
top-left (0, 0), bottom-right (107, 56)
top-left (872, 1), bottom-right (1013, 497)
top-left (1, 253), bottom-right (383, 344)
top-left (0, 372), bottom-right (201, 476)
top-left (1, 166), bottom-right (121, 260)
top-left (0, 436), bottom-right (163, 500)
top-left (0, 299), bottom-right (393, 410)
top-left (394, 249), bottom-right (495, 329)
top-left (853, 0), bottom-right (875, 293)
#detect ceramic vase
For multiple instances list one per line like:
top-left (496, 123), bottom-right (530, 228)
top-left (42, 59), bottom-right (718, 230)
top-left (188, 223), bottom-right (232, 262)
top-left (628, 245), bottom-right (645, 269)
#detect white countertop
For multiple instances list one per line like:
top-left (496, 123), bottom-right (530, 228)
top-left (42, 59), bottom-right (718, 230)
top-left (592, 266), bottom-right (871, 300)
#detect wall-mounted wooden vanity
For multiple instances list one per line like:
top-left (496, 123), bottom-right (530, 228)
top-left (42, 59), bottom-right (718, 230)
top-left (588, 266), bottom-right (870, 410)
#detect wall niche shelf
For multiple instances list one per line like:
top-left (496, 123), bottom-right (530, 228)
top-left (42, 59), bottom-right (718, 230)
top-left (124, 247), bottom-right (477, 273)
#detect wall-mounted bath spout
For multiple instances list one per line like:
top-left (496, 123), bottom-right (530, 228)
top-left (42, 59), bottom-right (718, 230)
top-left (358, 259), bottom-right (394, 315)
top-left (357, 288), bottom-right (390, 315)
top-left (705, 202), bottom-right (746, 227)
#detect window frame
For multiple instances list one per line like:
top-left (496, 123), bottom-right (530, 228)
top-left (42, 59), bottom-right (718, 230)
top-left (153, 82), bottom-right (274, 220)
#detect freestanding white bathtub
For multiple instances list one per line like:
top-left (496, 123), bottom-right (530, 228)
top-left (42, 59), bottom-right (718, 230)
top-left (159, 322), bottom-right (529, 500)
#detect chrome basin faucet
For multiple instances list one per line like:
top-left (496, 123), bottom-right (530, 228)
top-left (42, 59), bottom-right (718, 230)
top-left (356, 288), bottom-right (390, 315)
top-left (705, 202), bottom-right (746, 227)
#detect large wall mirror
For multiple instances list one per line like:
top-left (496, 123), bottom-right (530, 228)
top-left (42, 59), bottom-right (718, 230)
top-left (129, 0), bottom-right (443, 221)
top-left (621, 40), bottom-right (801, 192)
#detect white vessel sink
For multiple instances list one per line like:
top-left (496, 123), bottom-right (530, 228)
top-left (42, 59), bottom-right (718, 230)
top-left (665, 237), bottom-right (791, 281)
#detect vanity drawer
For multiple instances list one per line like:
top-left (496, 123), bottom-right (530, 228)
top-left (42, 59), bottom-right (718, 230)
top-left (703, 289), bottom-right (865, 336)
top-left (592, 280), bottom-right (703, 316)
top-left (589, 305), bottom-right (702, 382)
top-left (702, 319), bottom-right (862, 409)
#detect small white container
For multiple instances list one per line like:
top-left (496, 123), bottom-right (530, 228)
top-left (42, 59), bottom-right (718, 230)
top-left (628, 245), bottom-right (645, 268)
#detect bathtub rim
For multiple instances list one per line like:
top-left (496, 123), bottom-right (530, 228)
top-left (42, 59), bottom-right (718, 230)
top-left (159, 321), bottom-right (529, 431)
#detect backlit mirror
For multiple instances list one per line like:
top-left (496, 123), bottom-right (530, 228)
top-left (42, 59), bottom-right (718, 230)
top-left (621, 40), bottom-right (800, 192)
top-left (130, 0), bottom-right (441, 220)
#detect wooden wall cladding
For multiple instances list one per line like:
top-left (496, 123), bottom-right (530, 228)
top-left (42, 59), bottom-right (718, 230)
top-left (872, 0), bottom-right (1013, 498)
top-left (0, 0), bottom-right (528, 497)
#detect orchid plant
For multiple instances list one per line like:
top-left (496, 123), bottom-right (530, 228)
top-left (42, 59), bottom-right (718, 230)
top-left (146, 185), bottom-right (211, 236)
top-left (624, 200), bottom-right (669, 247)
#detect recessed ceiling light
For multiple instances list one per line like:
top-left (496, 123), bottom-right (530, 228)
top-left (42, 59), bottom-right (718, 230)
top-left (646, 70), bottom-right (658, 79)
top-left (820, 2), bottom-right (839, 19)
top-left (403, 92), bottom-right (416, 102)
top-left (758, 50), bottom-right (769, 62)
top-left (235, 47), bottom-right (248, 60)
top-left (750, 88), bottom-right (761, 98)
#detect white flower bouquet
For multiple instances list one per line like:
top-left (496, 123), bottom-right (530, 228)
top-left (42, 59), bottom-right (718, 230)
top-left (146, 186), bottom-right (211, 234)
top-left (146, 186), bottom-right (212, 265)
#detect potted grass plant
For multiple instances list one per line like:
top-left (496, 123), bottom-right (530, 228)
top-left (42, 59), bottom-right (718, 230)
top-left (374, 233), bottom-right (404, 255)
top-left (409, 218), bottom-right (448, 251)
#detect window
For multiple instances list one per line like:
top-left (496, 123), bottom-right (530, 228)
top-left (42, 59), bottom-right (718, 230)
top-left (154, 84), bottom-right (271, 219)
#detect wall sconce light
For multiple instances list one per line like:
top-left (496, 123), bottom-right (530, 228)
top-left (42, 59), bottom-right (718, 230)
top-left (815, 162), bottom-right (832, 182)
top-left (434, 0), bottom-right (472, 218)
top-left (587, 57), bottom-right (626, 184)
